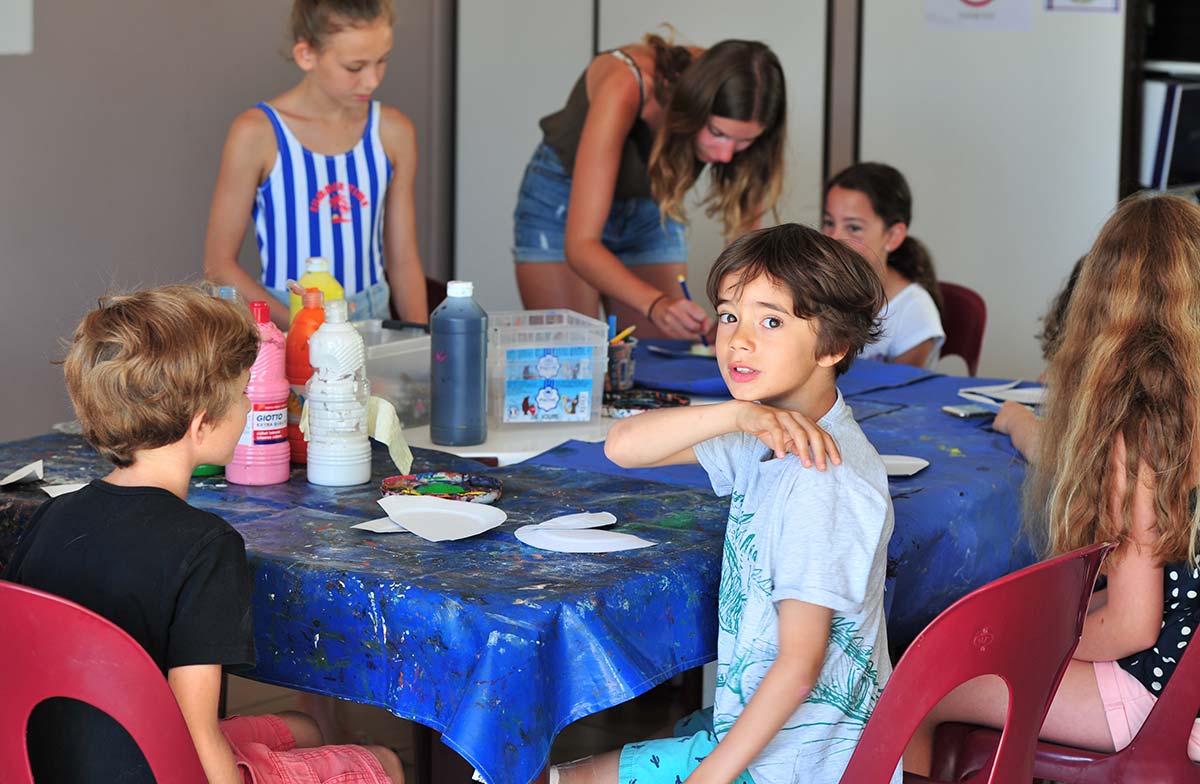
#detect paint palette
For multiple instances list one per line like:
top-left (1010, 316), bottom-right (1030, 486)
top-left (380, 472), bottom-right (503, 504)
top-left (602, 389), bottom-right (690, 419)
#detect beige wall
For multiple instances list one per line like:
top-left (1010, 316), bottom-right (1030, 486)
top-left (0, 0), bottom-right (451, 441)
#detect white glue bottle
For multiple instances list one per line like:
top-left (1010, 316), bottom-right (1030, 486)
top-left (306, 299), bottom-right (372, 486)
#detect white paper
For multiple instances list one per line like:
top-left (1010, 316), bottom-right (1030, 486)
top-left (926, 0), bottom-right (1032, 31)
top-left (377, 495), bottom-right (506, 542)
top-left (881, 455), bottom-right (931, 477)
top-left (514, 525), bottom-right (655, 553)
top-left (1, 459), bottom-right (43, 486)
top-left (42, 482), bottom-right (88, 498)
top-left (351, 517), bottom-right (409, 534)
top-left (958, 381), bottom-right (1044, 408)
top-left (536, 511), bottom-right (616, 529)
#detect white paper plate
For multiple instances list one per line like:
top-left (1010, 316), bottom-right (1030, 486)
top-left (537, 511), bottom-right (616, 529)
top-left (377, 495), bottom-right (506, 542)
top-left (1, 459), bottom-right (43, 487)
top-left (514, 525), bottom-right (655, 553)
top-left (881, 455), bottom-right (930, 477)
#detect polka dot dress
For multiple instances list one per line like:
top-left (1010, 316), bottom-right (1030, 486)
top-left (1118, 562), bottom-right (1200, 695)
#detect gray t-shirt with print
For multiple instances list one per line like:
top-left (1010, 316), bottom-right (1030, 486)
top-left (693, 391), bottom-right (900, 784)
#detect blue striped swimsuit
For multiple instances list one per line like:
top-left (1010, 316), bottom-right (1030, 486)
top-left (253, 101), bottom-right (392, 299)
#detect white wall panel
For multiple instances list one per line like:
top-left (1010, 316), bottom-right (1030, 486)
top-left (455, 1), bottom-right (592, 312)
top-left (861, 3), bottom-right (1125, 379)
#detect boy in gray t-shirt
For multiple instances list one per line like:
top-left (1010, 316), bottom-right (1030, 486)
top-left (552, 224), bottom-right (899, 784)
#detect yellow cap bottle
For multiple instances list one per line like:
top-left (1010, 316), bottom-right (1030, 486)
top-left (291, 257), bottom-right (345, 323)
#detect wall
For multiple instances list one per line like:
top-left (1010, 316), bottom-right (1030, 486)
top-left (859, 3), bottom-right (1126, 380)
top-left (0, 0), bottom-right (451, 441)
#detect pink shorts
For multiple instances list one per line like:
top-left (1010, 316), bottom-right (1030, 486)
top-left (220, 714), bottom-right (391, 784)
top-left (1092, 659), bottom-right (1200, 761)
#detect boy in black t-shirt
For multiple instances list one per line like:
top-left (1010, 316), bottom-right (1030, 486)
top-left (4, 285), bottom-right (402, 783)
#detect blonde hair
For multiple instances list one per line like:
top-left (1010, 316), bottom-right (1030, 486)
top-left (63, 285), bottom-right (260, 467)
top-left (291, 0), bottom-right (395, 50)
top-left (1029, 194), bottom-right (1200, 566)
top-left (645, 35), bottom-right (786, 238)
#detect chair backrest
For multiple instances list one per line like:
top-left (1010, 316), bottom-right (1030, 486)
top-left (938, 282), bottom-right (987, 376)
top-left (0, 579), bottom-right (207, 784)
top-left (839, 542), bottom-right (1113, 784)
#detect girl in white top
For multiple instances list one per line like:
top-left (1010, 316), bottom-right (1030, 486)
top-left (822, 163), bottom-right (945, 368)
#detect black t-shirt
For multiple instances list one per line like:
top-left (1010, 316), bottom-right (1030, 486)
top-left (3, 480), bottom-right (256, 783)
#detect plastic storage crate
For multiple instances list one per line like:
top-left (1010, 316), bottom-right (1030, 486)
top-left (353, 320), bottom-right (431, 428)
top-left (488, 309), bottom-right (608, 424)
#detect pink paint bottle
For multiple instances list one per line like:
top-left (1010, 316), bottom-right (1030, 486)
top-left (227, 301), bottom-right (291, 485)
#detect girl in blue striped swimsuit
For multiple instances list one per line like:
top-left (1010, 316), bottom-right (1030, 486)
top-left (204, 0), bottom-right (427, 329)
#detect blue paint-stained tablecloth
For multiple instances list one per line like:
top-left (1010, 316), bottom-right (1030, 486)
top-left (0, 365), bottom-right (1035, 783)
top-left (0, 434), bottom-right (728, 784)
top-left (528, 374), bottom-right (1036, 645)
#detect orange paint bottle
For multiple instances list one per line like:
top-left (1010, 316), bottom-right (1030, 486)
top-left (286, 288), bottom-right (325, 463)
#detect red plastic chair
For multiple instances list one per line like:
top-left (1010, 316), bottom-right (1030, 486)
top-left (0, 579), bottom-right (207, 783)
top-left (838, 542), bottom-right (1113, 784)
top-left (933, 592), bottom-right (1200, 782)
top-left (938, 282), bottom-right (987, 376)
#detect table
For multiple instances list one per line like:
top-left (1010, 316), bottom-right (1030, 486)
top-left (0, 359), bottom-right (1037, 783)
top-left (0, 435), bottom-right (729, 784)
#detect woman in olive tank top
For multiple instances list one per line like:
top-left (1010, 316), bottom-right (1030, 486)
top-left (513, 33), bottom-right (787, 340)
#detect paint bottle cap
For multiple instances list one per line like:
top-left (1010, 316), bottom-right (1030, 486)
top-left (250, 301), bottom-right (270, 324)
top-left (305, 257), bottom-right (331, 274)
top-left (325, 299), bottom-right (349, 324)
top-left (447, 281), bottom-right (474, 298)
top-left (302, 288), bottom-right (324, 310)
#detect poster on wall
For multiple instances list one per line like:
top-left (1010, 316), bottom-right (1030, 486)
top-left (1046, 0), bottom-right (1119, 11)
top-left (926, 0), bottom-right (1033, 31)
top-left (0, 0), bottom-right (33, 54)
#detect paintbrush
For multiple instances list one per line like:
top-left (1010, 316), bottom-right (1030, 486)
top-left (677, 274), bottom-right (709, 346)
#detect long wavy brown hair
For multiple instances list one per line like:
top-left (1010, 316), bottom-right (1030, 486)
top-left (645, 34), bottom-right (786, 238)
top-left (1029, 195), bottom-right (1200, 566)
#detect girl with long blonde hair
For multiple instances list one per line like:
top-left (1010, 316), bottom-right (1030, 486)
top-left (513, 32), bottom-right (786, 340)
top-left (906, 194), bottom-right (1200, 773)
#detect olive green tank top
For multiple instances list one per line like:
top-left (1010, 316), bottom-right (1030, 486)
top-left (539, 50), bottom-right (657, 201)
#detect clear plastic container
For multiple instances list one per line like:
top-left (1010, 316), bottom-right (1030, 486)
top-left (353, 320), bottom-right (432, 428)
top-left (487, 309), bottom-right (608, 424)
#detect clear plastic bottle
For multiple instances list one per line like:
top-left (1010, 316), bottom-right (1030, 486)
top-left (306, 299), bottom-right (372, 486)
top-left (291, 257), bottom-right (345, 324)
top-left (430, 280), bottom-right (487, 446)
top-left (194, 285), bottom-right (245, 478)
top-left (286, 288), bottom-right (325, 464)
top-left (227, 301), bottom-right (291, 485)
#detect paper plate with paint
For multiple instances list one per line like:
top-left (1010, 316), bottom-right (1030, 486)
top-left (881, 455), bottom-right (930, 477)
top-left (377, 495), bottom-right (507, 542)
top-left (515, 524), bottom-right (655, 553)
top-left (380, 472), bottom-right (503, 504)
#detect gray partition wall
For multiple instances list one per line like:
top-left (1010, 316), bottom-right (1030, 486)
top-left (0, 0), bottom-right (452, 441)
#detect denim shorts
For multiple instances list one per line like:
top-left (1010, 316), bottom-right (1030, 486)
top-left (266, 280), bottom-right (391, 321)
top-left (512, 141), bottom-right (687, 265)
